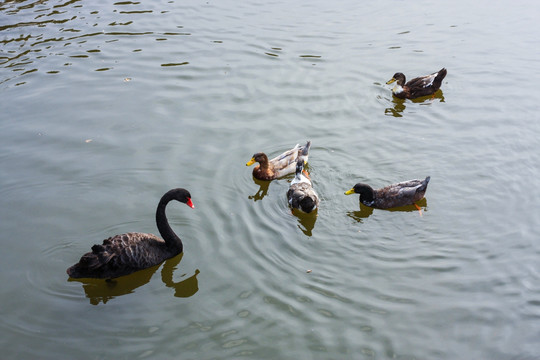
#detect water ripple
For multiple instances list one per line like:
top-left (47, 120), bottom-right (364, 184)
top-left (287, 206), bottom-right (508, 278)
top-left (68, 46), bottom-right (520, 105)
top-left (2, 0), bottom-right (540, 358)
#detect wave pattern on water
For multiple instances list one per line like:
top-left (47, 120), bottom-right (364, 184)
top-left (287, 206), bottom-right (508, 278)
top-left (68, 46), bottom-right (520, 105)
top-left (2, 0), bottom-right (540, 359)
top-left (0, 0), bottom-right (196, 86)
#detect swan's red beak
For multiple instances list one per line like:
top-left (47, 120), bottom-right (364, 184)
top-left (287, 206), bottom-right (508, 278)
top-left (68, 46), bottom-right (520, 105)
top-left (186, 198), bottom-right (194, 209)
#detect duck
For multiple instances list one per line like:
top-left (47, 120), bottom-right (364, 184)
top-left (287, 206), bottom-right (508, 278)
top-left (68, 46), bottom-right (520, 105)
top-left (67, 188), bottom-right (194, 279)
top-left (246, 140), bottom-right (311, 180)
top-left (287, 159), bottom-right (319, 213)
top-left (345, 176), bottom-right (430, 209)
top-left (386, 68), bottom-right (447, 99)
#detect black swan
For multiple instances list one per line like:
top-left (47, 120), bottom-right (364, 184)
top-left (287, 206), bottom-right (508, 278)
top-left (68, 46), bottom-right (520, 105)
top-left (67, 188), bottom-right (194, 279)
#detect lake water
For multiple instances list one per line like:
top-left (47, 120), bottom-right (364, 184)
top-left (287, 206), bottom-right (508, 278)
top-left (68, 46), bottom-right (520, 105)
top-left (1, 0), bottom-right (540, 358)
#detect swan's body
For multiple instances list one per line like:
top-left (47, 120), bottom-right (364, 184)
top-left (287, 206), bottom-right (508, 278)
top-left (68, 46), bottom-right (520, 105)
top-left (287, 159), bottom-right (319, 213)
top-left (67, 188), bottom-right (194, 279)
top-left (386, 68), bottom-right (447, 99)
top-left (345, 177), bottom-right (430, 209)
top-left (246, 141), bottom-right (311, 180)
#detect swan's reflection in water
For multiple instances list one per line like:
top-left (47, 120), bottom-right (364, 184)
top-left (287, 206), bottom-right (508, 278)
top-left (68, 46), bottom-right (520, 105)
top-left (161, 254), bottom-right (200, 298)
top-left (347, 198), bottom-right (428, 222)
top-left (291, 208), bottom-right (318, 237)
top-left (68, 253), bottom-right (199, 305)
top-left (248, 177), bottom-right (271, 201)
top-left (384, 91), bottom-right (445, 117)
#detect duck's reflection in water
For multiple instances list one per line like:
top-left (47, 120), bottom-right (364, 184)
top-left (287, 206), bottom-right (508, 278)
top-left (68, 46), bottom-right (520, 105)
top-left (384, 91), bottom-right (445, 117)
top-left (248, 177), bottom-right (271, 201)
top-left (291, 208), bottom-right (318, 237)
top-left (68, 253), bottom-right (199, 305)
top-left (385, 97), bottom-right (407, 117)
top-left (347, 198), bottom-right (428, 222)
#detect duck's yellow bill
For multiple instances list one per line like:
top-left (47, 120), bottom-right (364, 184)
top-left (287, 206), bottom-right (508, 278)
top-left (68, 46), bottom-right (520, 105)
top-left (386, 78), bottom-right (396, 85)
top-left (344, 189), bottom-right (355, 195)
top-left (246, 158), bottom-right (255, 166)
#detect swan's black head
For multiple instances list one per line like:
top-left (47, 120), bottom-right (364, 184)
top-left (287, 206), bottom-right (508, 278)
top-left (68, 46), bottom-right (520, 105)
top-left (166, 188), bottom-right (194, 208)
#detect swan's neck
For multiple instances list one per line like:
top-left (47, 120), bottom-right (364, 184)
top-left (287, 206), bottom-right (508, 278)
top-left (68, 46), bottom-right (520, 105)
top-left (156, 196), bottom-right (183, 253)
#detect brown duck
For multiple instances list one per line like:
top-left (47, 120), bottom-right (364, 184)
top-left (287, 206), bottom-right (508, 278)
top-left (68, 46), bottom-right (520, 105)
top-left (386, 68), bottom-right (447, 99)
top-left (246, 141), bottom-right (311, 180)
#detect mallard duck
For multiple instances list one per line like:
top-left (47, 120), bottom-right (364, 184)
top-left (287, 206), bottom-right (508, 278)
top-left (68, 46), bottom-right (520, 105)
top-left (246, 141), bottom-right (311, 180)
top-left (287, 159), bottom-right (319, 213)
top-left (345, 176), bottom-right (430, 209)
top-left (386, 68), bottom-right (447, 99)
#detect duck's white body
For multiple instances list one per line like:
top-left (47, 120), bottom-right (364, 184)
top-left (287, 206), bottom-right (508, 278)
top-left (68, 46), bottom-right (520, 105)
top-left (287, 160), bottom-right (319, 213)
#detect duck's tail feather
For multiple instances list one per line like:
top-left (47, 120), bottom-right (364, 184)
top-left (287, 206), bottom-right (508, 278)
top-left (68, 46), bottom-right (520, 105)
top-left (301, 140), bottom-right (311, 156)
top-left (419, 176), bottom-right (431, 192)
top-left (433, 68), bottom-right (447, 88)
top-left (298, 141), bottom-right (311, 165)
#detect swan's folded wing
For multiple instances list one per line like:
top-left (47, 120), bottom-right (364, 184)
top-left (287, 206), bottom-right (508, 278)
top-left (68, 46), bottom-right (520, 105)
top-left (71, 233), bottom-right (168, 278)
top-left (106, 233), bottom-right (168, 271)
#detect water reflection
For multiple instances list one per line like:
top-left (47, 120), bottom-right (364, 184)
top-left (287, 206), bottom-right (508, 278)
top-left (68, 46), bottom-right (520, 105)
top-left (290, 208), bottom-right (318, 236)
top-left (347, 203), bottom-right (374, 222)
top-left (248, 178), bottom-right (271, 201)
top-left (385, 97), bottom-right (407, 117)
top-left (68, 253), bottom-right (200, 305)
top-left (384, 91), bottom-right (445, 117)
top-left (0, 0), bottom-right (178, 86)
top-left (347, 198), bottom-right (428, 222)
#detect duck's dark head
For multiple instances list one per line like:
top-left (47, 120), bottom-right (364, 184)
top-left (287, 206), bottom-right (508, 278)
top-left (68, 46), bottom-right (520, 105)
top-left (246, 152), bottom-right (268, 166)
top-left (345, 183), bottom-right (374, 201)
top-left (387, 72), bottom-right (406, 86)
top-left (299, 197), bottom-right (317, 213)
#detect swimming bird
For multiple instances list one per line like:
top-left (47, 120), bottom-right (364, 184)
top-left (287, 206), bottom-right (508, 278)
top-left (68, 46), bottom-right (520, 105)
top-left (386, 68), bottom-right (447, 99)
top-left (287, 159), bottom-right (319, 213)
top-left (345, 177), bottom-right (430, 209)
top-left (67, 188), bottom-right (194, 279)
top-left (246, 141), bottom-right (311, 180)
